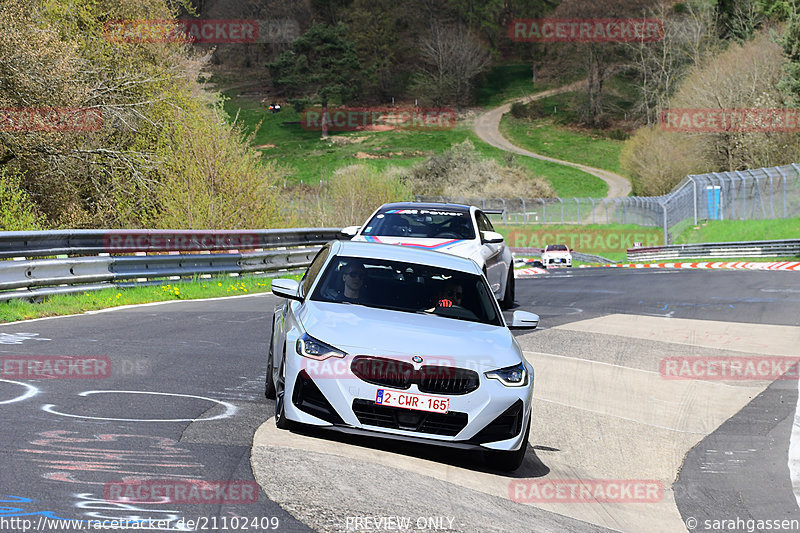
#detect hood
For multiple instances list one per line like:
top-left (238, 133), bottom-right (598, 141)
top-left (297, 300), bottom-right (521, 371)
top-left (352, 235), bottom-right (478, 258)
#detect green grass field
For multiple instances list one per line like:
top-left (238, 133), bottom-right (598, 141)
top-left (221, 92), bottom-right (609, 197)
top-left (674, 217), bottom-right (800, 244)
top-left (499, 115), bottom-right (626, 175)
top-left (0, 275), bottom-right (291, 323)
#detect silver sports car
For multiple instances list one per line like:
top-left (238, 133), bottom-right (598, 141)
top-left (265, 240), bottom-right (538, 470)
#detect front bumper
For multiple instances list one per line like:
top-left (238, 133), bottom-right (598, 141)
top-left (282, 356), bottom-right (533, 451)
top-left (543, 255), bottom-right (572, 266)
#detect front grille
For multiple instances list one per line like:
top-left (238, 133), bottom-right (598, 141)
top-left (351, 356), bottom-right (413, 390)
top-left (352, 399), bottom-right (468, 436)
top-left (351, 356), bottom-right (479, 395)
top-left (418, 365), bottom-right (479, 395)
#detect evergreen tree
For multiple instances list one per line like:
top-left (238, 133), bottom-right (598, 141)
top-left (268, 23), bottom-right (363, 138)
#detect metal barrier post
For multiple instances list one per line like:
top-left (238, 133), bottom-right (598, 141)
top-left (688, 175), bottom-right (698, 225)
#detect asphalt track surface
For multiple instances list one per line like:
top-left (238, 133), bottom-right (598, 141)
top-left (0, 267), bottom-right (798, 532)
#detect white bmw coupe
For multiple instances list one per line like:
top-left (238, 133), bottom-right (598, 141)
top-left (266, 240), bottom-right (538, 470)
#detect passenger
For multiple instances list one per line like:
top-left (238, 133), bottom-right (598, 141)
top-left (435, 281), bottom-right (463, 308)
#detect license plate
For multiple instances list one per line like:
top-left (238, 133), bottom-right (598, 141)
top-left (375, 389), bottom-right (449, 414)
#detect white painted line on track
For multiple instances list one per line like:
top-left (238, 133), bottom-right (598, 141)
top-left (523, 350), bottom-right (746, 389)
top-left (789, 378), bottom-right (800, 510)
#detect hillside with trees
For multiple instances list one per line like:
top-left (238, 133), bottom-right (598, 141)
top-left (2, 0), bottom-right (800, 229)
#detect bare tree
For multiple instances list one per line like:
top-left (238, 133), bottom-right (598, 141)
top-left (415, 22), bottom-right (491, 106)
top-left (551, 0), bottom-right (657, 126)
top-left (627, 2), bottom-right (717, 125)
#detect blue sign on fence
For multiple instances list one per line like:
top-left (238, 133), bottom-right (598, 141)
top-left (706, 186), bottom-right (721, 220)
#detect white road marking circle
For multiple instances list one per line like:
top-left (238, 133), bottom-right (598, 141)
top-left (0, 379), bottom-right (39, 405)
top-left (42, 390), bottom-right (237, 422)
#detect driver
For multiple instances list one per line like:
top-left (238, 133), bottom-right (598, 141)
top-left (339, 261), bottom-right (368, 303)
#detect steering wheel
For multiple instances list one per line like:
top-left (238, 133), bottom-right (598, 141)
top-left (432, 232), bottom-right (459, 239)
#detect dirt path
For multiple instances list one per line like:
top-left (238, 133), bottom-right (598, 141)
top-left (474, 80), bottom-right (632, 199)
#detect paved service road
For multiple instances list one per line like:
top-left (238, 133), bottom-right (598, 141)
top-left (473, 82), bottom-right (632, 200)
top-left (1, 268), bottom-right (798, 532)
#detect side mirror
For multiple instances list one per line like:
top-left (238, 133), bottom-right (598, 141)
top-left (272, 278), bottom-right (303, 302)
top-left (510, 310), bottom-right (539, 329)
top-left (481, 231), bottom-right (504, 244)
top-left (340, 226), bottom-right (360, 238)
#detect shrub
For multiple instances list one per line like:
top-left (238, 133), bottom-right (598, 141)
top-left (149, 98), bottom-right (287, 230)
top-left (620, 125), bottom-right (705, 195)
top-left (318, 165), bottom-right (412, 226)
top-left (510, 102), bottom-right (528, 119)
top-left (0, 168), bottom-right (44, 230)
top-left (402, 139), bottom-right (555, 199)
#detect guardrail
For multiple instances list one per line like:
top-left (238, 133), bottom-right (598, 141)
top-left (0, 229), bottom-right (340, 301)
top-left (626, 239), bottom-right (800, 262)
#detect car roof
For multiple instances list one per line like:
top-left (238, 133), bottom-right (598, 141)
top-left (376, 202), bottom-right (473, 214)
top-left (333, 240), bottom-right (482, 275)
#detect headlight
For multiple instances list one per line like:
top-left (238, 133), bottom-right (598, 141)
top-left (296, 333), bottom-right (347, 361)
top-left (485, 363), bottom-right (528, 387)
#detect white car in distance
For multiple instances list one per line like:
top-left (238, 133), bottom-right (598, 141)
top-left (541, 244), bottom-right (572, 267)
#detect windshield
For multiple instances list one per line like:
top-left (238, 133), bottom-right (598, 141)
top-left (546, 244), bottom-right (569, 251)
top-left (362, 208), bottom-right (475, 239)
top-left (310, 255), bottom-right (501, 326)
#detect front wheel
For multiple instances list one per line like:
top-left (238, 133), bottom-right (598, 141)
top-left (500, 267), bottom-right (515, 310)
top-left (484, 418), bottom-right (530, 471)
top-left (264, 332), bottom-right (276, 399)
top-left (274, 356), bottom-right (292, 430)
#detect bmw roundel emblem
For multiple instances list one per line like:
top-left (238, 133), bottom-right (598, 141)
top-left (412, 355), bottom-right (423, 363)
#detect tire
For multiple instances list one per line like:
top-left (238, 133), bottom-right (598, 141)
top-left (274, 356), bottom-right (292, 430)
top-left (484, 418), bottom-right (530, 471)
top-left (264, 331), bottom-right (276, 399)
top-left (500, 266), bottom-right (515, 310)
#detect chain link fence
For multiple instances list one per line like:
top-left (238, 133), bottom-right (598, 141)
top-left (416, 163), bottom-right (800, 244)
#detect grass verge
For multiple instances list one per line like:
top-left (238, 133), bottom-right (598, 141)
top-left (0, 274), bottom-right (296, 324)
top-left (674, 217), bottom-right (800, 244)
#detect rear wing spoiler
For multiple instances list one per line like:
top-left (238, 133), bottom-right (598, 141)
top-left (482, 209), bottom-right (504, 215)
